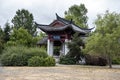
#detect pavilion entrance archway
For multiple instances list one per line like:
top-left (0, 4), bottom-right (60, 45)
top-left (53, 41), bottom-right (62, 56)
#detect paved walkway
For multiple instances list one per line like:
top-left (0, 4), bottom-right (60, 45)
top-left (112, 65), bottom-right (120, 68)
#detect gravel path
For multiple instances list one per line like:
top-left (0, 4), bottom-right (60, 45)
top-left (0, 65), bottom-right (120, 80)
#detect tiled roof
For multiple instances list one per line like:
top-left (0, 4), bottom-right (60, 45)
top-left (36, 14), bottom-right (93, 34)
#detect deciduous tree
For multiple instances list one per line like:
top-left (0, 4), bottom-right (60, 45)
top-left (65, 4), bottom-right (88, 28)
top-left (84, 11), bottom-right (120, 68)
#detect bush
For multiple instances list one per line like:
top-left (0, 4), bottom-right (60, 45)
top-left (112, 57), bottom-right (120, 64)
top-left (59, 56), bottom-right (76, 65)
top-left (98, 57), bottom-right (108, 66)
top-left (0, 46), bottom-right (48, 66)
top-left (2, 52), bottom-right (29, 66)
top-left (44, 57), bottom-right (55, 66)
top-left (28, 56), bottom-right (55, 66)
top-left (85, 54), bottom-right (107, 66)
top-left (28, 56), bottom-right (45, 66)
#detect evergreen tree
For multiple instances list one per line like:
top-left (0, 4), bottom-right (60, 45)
top-left (0, 26), bottom-right (4, 54)
top-left (0, 26), bottom-right (4, 40)
top-left (3, 22), bottom-right (11, 42)
top-left (12, 9), bottom-right (37, 36)
top-left (67, 33), bottom-right (84, 62)
top-left (0, 39), bottom-right (4, 54)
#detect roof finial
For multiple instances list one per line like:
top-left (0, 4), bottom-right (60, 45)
top-left (56, 13), bottom-right (60, 20)
top-left (55, 13), bottom-right (58, 16)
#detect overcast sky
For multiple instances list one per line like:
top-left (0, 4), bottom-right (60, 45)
top-left (0, 0), bottom-right (120, 28)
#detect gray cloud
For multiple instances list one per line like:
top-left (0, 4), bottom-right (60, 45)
top-left (0, 0), bottom-right (120, 28)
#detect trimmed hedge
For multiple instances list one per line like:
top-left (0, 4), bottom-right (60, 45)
top-left (28, 56), bottom-right (55, 66)
top-left (0, 46), bottom-right (48, 66)
top-left (59, 56), bottom-right (76, 65)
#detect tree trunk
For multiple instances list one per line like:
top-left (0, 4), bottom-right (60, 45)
top-left (108, 55), bottom-right (112, 68)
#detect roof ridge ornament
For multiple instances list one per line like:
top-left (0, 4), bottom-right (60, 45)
top-left (56, 13), bottom-right (59, 20)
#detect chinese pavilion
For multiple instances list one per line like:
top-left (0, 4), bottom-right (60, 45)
top-left (36, 14), bottom-right (93, 57)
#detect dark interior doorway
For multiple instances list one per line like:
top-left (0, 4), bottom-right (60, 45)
top-left (53, 41), bottom-right (62, 56)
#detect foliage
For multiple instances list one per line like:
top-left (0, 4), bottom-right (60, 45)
top-left (65, 4), bottom-right (88, 28)
top-left (7, 27), bottom-right (33, 46)
top-left (39, 32), bottom-right (46, 39)
top-left (0, 27), bottom-right (4, 54)
top-left (0, 27), bottom-right (4, 40)
top-left (28, 56), bottom-right (55, 66)
top-left (59, 55), bottom-right (76, 65)
top-left (0, 46), bottom-right (47, 66)
top-left (112, 56), bottom-right (120, 64)
top-left (67, 32), bottom-right (84, 62)
top-left (84, 11), bottom-right (120, 68)
top-left (12, 9), bottom-right (37, 36)
top-left (0, 22), bottom-right (11, 53)
top-left (44, 56), bottom-right (55, 66)
top-left (28, 56), bottom-right (45, 66)
top-left (0, 39), bottom-right (4, 54)
top-left (3, 22), bottom-right (11, 42)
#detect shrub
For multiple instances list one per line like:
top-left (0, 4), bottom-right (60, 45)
top-left (28, 56), bottom-right (45, 66)
top-left (1, 53), bottom-right (28, 66)
top-left (98, 57), bottom-right (108, 66)
top-left (0, 46), bottom-right (48, 66)
top-left (24, 47), bottom-right (48, 59)
top-left (59, 56), bottom-right (76, 65)
top-left (28, 56), bottom-right (55, 66)
top-left (44, 57), bottom-right (55, 66)
top-left (85, 54), bottom-right (107, 66)
top-left (0, 52), bottom-right (12, 66)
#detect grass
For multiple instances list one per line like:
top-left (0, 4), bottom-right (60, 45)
top-left (0, 65), bottom-right (120, 80)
